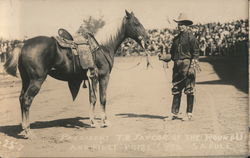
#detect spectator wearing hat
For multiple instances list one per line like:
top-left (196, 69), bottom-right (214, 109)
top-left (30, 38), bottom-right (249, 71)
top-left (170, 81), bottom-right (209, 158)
top-left (1, 43), bottom-right (7, 63)
top-left (165, 13), bottom-right (200, 121)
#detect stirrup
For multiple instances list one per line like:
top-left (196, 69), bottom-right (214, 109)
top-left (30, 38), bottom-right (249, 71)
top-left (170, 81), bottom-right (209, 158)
top-left (87, 68), bottom-right (98, 79)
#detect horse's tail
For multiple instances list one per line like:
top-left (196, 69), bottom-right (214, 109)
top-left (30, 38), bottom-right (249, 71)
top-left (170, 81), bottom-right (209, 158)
top-left (4, 43), bottom-right (23, 77)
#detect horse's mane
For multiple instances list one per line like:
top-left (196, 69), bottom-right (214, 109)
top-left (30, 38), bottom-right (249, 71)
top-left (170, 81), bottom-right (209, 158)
top-left (95, 17), bottom-right (125, 46)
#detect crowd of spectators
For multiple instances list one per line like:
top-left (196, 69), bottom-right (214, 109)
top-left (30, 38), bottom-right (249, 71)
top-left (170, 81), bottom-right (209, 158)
top-left (0, 40), bottom-right (21, 63)
top-left (0, 19), bottom-right (248, 62)
top-left (117, 19), bottom-right (248, 57)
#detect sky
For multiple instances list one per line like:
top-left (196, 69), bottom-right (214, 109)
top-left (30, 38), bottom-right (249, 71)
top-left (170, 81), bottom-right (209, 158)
top-left (0, 0), bottom-right (248, 39)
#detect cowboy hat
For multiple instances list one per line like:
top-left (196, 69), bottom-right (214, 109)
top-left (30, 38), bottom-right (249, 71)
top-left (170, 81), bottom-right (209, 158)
top-left (174, 13), bottom-right (193, 26)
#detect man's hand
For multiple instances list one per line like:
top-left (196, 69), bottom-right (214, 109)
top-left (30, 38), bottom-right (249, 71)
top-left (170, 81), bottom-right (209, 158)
top-left (191, 59), bottom-right (201, 72)
top-left (191, 59), bottom-right (198, 64)
top-left (158, 53), bottom-right (171, 62)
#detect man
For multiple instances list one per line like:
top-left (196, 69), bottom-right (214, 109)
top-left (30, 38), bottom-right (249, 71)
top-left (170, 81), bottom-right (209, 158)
top-left (1, 43), bottom-right (7, 63)
top-left (166, 13), bottom-right (200, 121)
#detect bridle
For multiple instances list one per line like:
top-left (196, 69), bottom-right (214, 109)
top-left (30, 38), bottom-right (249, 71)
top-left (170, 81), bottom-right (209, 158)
top-left (89, 33), bottom-right (151, 72)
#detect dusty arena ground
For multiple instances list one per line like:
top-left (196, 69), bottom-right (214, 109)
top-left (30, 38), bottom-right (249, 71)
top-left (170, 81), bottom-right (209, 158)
top-left (0, 56), bottom-right (248, 157)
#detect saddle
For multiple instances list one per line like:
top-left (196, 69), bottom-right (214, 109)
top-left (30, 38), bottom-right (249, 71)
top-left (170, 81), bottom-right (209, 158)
top-left (54, 28), bottom-right (99, 70)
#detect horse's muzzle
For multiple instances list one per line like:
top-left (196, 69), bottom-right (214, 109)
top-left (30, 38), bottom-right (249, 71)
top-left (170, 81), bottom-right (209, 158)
top-left (138, 36), bottom-right (149, 50)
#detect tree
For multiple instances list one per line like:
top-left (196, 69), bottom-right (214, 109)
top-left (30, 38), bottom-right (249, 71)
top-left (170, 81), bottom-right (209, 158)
top-left (77, 15), bottom-right (105, 35)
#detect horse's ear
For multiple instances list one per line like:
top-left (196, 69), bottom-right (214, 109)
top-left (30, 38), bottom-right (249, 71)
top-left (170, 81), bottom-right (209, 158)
top-left (125, 9), bottom-right (132, 18)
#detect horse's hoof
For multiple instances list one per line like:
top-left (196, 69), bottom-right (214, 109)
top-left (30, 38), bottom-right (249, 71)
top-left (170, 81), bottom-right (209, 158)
top-left (19, 131), bottom-right (28, 139)
top-left (90, 119), bottom-right (98, 128)
top-left (90, 121), bottom-right (98, 128)
top-left (100, 123), bottom-right (108, 128)
top-left (19, 130), bottom-right (36, 139)
top-left (100, 120), bottom-right (110, 128)
top-left (90, 123), bottom-right (97, 128)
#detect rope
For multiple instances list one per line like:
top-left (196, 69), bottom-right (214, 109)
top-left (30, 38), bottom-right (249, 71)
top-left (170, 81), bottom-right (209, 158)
top-left (162, 61), bottom-right (169, 77)
top-left (113, 49), bottom-right (155, 71)
top-left (146, 53), bottom-right (153, 69)
top-left (113, 56), bottom-right (143, 70)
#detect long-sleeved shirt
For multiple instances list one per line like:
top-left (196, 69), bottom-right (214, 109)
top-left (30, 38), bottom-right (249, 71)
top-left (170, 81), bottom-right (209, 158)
top-left (170, 31), bottom-right (199, 60)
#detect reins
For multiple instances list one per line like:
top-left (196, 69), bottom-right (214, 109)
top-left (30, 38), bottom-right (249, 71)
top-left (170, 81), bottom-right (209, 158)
top-left (113, 50), bottom-right (153, 71)
top-left (113, 56), bottom-right (143, 70)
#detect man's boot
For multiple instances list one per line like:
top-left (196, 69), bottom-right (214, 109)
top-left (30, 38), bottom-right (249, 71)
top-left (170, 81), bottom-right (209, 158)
top-left (182, 94), bottom-right (194, 121)
top-left (165, 94), bottom-right (181, 121)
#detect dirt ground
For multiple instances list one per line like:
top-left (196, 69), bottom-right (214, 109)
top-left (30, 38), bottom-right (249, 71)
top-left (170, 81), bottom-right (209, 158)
top-left (0, 56), bottom-right (248, 157)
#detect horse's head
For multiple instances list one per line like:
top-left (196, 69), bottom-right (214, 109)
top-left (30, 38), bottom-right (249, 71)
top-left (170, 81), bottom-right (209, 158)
top-left (124, 10), bottom-right (150, 49)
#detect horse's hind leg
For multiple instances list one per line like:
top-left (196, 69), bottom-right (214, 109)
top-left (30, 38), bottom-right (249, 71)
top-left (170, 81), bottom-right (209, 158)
top-left (20, 78), bottom-right (46, 138)
top-left (18, 63), bottom-right (30, 135)
top-left (19, 79), bottom-right (29, 131)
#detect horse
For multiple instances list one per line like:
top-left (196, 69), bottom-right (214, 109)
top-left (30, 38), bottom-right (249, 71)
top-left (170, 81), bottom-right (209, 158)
top-left (4, 10), bottom-right (150, 138)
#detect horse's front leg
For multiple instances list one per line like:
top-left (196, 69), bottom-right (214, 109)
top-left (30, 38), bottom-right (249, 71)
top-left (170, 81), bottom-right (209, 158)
top-left (87, 72), bottom-right (98, 128)
top-left (99, 74), bottom-right (110, 128)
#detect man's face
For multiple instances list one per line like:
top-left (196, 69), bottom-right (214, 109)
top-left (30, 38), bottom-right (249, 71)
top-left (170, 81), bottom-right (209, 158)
top-left (178, 23), bottom-right (188, 32)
